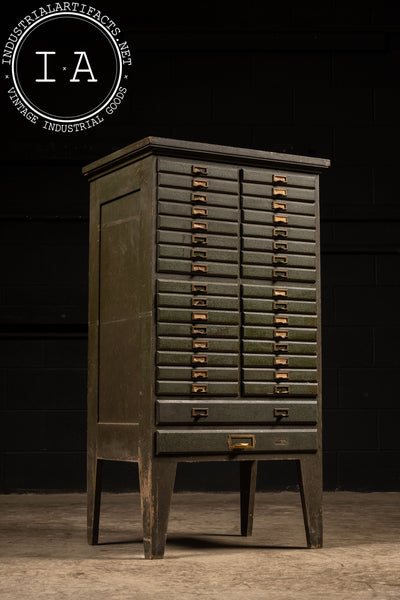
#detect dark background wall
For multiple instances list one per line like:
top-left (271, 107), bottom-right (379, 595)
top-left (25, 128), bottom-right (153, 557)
top-left (1, 1), bottom-right (400, 492)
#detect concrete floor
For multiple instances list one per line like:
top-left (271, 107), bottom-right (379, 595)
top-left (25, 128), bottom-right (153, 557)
top-left (0, 492), bottom-right (399, 600)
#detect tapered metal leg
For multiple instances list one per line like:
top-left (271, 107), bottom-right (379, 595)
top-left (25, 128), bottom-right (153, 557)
top-left (240, 460), bottom-right (257, 536)
top-left (297, 454), bottom-right (323, 548)
top-left (87, 457), bottom-right (103, 545)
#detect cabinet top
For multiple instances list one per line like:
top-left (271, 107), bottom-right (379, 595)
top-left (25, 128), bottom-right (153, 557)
top-left (83, 136), bottom-right (330, 180)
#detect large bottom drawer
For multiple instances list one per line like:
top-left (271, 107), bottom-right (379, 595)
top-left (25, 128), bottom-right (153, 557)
top-left (156, 400), bottom-right (317, 424)
top-left (156, 428), bottom-right (317, 454)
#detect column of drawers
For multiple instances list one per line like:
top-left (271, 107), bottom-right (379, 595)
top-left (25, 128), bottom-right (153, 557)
top-left (156, 159), bottom-right (240, 401)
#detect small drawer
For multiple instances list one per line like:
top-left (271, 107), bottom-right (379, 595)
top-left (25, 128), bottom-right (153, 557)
top-left (158, 172), bottom-right (239, 194)
top-left (242, 167), bottom-right (316, 189)
top-left (157, 307), bottom-right (239, 325)
top-left (157, 279), bottom-right (239, 297)
top-left (243, 298), bottom-right (317, 314)
top-left (156, 381), bottom-right (239, 396)
top-left (241, 264), bottom-right (316, 283)
top-left (243, 223), bottom-right (316, 242)
top-left (156, 427), bottom-right (318, 454)
top-left (157, 337), bottom-right (240, 352)
top-left (242, 283), bottom-right (316, 301)
top-left (243, 326), bottom-right (317, 342)
top-left (242, 340), bottom-right (317, 354)
top-left (157, 366), bottom-right (239, 381)
top-left (242, 251), bottom-right (316, 269)
top-left (156, 400), bottom-right (317, 424)
top-left (158, 215), bottom-right (238, 236)
top-left (242, 209), bottom-right (316, 229)
top-left (157, 351), bottom-right (239, 366)
top-left (158, 158), bottom-right (238, 181)
top-left (159, 201), bottom-right (239, 222)
top-left (242, 182), bottom-right (315, 202)
top-left (243, 313), bottom-right (317, 327)
top-left (242, 196), bottom-right (315, 215)
top-left (243, 382), bottom-right (318, 396)
top-left (158, 323), bottom-right (240, 338)
top-left (242, 237), bottom-right (316, 255)
top-left (158, 293), bottom-right (239, 310)
top-left (243, 354), bottom-right (317, 368)
top-left (242, 368), bottom-right (318, 382)
top-left (158, 258), bottom-right (239, 277)
top-left (158, 187), bottom-right (238, 209)
top-left (158, 244), bottom-right (238, 264)
top-left (157, 230), bottom-right (239, 250)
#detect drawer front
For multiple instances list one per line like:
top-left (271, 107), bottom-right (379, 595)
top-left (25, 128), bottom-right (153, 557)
top-left (243, 354), bottom-right (316, 368)
top-left (158, 229), bottom-right (239, 249)
top-left (156, 428), bottom-right (318, 454)
top-left (156, 381), bottom-right (239, 396)
top-left (158, 323), bottom-right (239, 337)
top-left (242, 368), bottom-right (317, 382)
top-left (158, 337), bottom-right (240, 352)
top-left (243, 340), bottom-right (317, 354)
top-left (159, 200), bottom-right (239, 222)
top-left (242, 283), bottom-right (316, 301)
top-left (158, 293), bottom-right (239, 310)
top-left (159, 214), bottom-right (238, 236)
top-left (243, 383), bottom-right (318, 396)
top-left (243, 313), bottom-right (317, 327)
top-left (157, 366), bottom-right (239, 381)
top-left (243, 298), bottom-right (316, 314)
top-left (158, 172), bottom-right (238, 194)
top-left (241, 265), bottom-right (316, 282)
top-left (242, 182), bottom-right (315, 201)
top-left (158, 308), bottom-right (239, 325)
top-left (158, 187), bottom-right (238, 208)
top-left (158, 244), bottom-right (238, 264)
top-left (242, 209), bottom-right (316, 230)
top-left (156, 400), bottom-right (317, 424)
top-left (158, 258), bottom-right (238, 277)
top-left (243, 167), bottom-right (316, 189)
top-left (158, 158), bottom-right (238, 181)
top-left (242, 196), bottom-right (315, 215)
top-left (158, 279), bottom-right (238, 296)
top-left (243, 223), bottom-right (315, 242)
top-left (242, 251), bottom-right (315, 268)
top-left (243, 326), bottom-right (317, 342)
top-left (157, 351), bottom-right (239, 366)
top-left (242, 237), bottom-right (315, 254)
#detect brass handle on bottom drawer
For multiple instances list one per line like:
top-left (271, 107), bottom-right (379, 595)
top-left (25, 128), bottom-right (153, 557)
top-left (228, 434), bottom-right (256, 451)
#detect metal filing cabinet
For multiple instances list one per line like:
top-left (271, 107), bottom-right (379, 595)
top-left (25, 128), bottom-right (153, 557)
top-left (83, 137), bottom-right (330, 559)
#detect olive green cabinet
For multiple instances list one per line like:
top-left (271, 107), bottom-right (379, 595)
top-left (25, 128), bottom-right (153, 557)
top-left (83, 137), bottom-right (330, 558)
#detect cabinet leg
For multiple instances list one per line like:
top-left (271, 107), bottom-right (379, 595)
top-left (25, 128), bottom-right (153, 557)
top-left (297, 454), bottom-right (323, 548)
top-left (87, 457), bottom-right (103, 545)
top-left (240, 460), bottom-right (257, 536)
top-left (139, 459), bottom-right (177, 559)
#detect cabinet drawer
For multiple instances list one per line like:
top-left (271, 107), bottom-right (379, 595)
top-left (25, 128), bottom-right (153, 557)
top-left (156, 400), bottom-right (317, 424)
top-left (242, 196), bottom-right (315, 215)
top-left (243, 340), bottom-right (317, 354)
top-left (243, 168), bottom-right (316, 189)
top-left (242, 265), bottom-right (316, 283)
top-left (159, 215), bottom-right (238, 236)
top-left (243, 313), bottom-right (317, 327)
top-left (158, 293), bottom-right (239, 310)
top-left (243, 354), bottom-right (317, 368)
top-left (157, 337), bottom-right (240, 352)
top-left (158, 279), bottom-right (238, 296)
top-left (158, 307), bottom-right (239, 324)
top-left (156, 428), bottom-right (318, 454)
top-left (158, 323), bottom-right (239, 338)
top-left (158, 172), bottom-right (238, 194)
top-left (243, 298), bottom-right (317, 314)
top-left (157, 366), bottom-right (239, 381)
top-left (242, 251), bottom-right (316, 268)
top-left (242, 182), bottom-right (315, 201)
top-left (157, 351), bottom-right (239, 366)
top-left (242, 237), bottom-right (315, 255)
top-left (156, 381), bottom-right (239, 396)
top-left (158, 158), bottom-right (238, 180)
top-left (158, 245), bottom-right (238, 264)
top-left (242, 283), bottom-right (316, 301)
top-left (158, 258), bottom-right (238, 277)
top-left (158, 187), bottom-right (238, 208)
top-left (243, 223), bottom-right (315, 242)
top-left (159, 201), bottom-right (239, 222)
top-left (158, 229), bottom-right (239, 249)
top-left (243, 368), bottom-right (317, 382)
top-left (243, 382), bottom-right (318, 396)
top-left (243, 326), bottom-right (317, 342)
top-left (242, 209), bottom-right (315, 229)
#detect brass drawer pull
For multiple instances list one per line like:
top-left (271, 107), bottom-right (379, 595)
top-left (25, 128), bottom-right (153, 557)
top-left (192, 325), bottom-right (208, 335)
top-left (192, 283), bottom-right (208, 293)
top-left (228, 434), bottom-right (256, 451)
top-left (192, 165), bottom-right (208, 175)
top-left (192, 312), bottom-right (208, 321)
top-left (192, 297), bottom-right (208, 307)
top-left (192, 355), bottom-right (208, 364)
top-left (191, 193), bottom-right (207, 204)
top-left (191, 407), bottom-right (209, 417)
top-left (275, 371), bottom-right (289, 380)
top-left (192, 234), bottom-right (208, 245)
top-left (274, 407), bottom-right (289, 417)
top-left (273, 174), bottom-right (287, 184)
top-left (273, 200), bottom-right (287, 211)
top-left (273, 269), bottom-right (288, 280)
top-left (274, 241), bottom-right (288, 251)
top-left (275, 385), bottom-right (289, 395)
top-left (273, 288), bottom-right (288, 297)
top-left (192, 206), bottom-right (208, 217)
top-left (192, 264), bottom-right (208, 273)
top-left (274, 357), bottom-right (289, 366)
top-left (273, 228), bottom-right (288, 238)
top-left (274, 342), bottom-right (289, 352)
top-left (273, 188), bottom-right (287, 197)
top-left (192, 384), bottom-right (208, 393)
top-left (193, 178), bottom-right (208, 189)
top-left (274, 330), bottom-right (289, 339)
top-left (193, 340), bottom-right (209, 350)
top-left (192, 369), bottom-right (208, 379)
top-left (192, 221), bottom-right (208, 231)
top-left (273, 301), bottom-right (288, 311)
top-left (273, 255), bottom-right (287, 265)
top-left (275, 316), bottom-right (288, 325)
top-left (192, 248), bottom-right (207, 259)
top-left (274, 215), bottom-right (288, 224)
